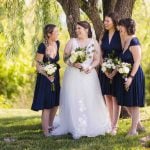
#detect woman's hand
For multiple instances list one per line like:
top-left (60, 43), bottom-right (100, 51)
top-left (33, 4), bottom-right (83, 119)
top-left (84, 66), bottom-right (93, 74)
top-left (109, 70), bottom-right (117, 79)
top-left (66, 60), bottom-right (73, 66)
top-left (124, 77), bottom-right (133, 91)
top-left (73, 63), bottom-right (82, 69)
top-left (104, 72), bottom-right (112, 79)
top-left (37, 65), bottom-right (43, 73)
top-left (48, 76), bottom-right (55, 82)
top-left (104, 69), bottom-right (117, 79)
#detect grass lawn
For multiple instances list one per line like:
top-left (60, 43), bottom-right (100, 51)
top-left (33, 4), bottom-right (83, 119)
top-left (0, 108), bottom-right (150, 150)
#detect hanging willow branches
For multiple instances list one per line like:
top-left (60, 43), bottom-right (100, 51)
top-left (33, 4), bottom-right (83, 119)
top-left (32, 0), bottom-right (61, 51)
top-left (1, 0), bottom-right (61, 55)
top-left (4, 0), bottom-right (25, 55)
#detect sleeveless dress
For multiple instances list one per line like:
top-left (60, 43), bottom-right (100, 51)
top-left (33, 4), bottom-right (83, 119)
top-left (51, 38), bottom-right (111, 139)
top-left (116, 37), bottom-right (145, 107)
top-left (31, 41), bottom-right (60, 111)
top-left (99, 31), bottom-right (122, 96)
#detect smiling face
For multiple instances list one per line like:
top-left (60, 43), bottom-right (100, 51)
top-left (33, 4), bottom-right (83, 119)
top-left (104, 16), bottom-right (114, 30)
top-left (75, 24), bottom-right (88, 39)
top-left (48, 27), bottom-right (59, 41)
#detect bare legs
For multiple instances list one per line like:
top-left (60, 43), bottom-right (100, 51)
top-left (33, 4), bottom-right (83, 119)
top-left (105, 95), bottom-right (113, 125)
top-left (41, 107), bottom-right (58, 136)
top-left (126, 107), bottom-right (144, 135)
top-left (112, 97), bottom-right (121, 134)
top-left (104, 95), bottom-right (121, 135)
top-left (49, 106), bottom-right (58, 127)
top-left (42, 109), bottom-right (50, 136)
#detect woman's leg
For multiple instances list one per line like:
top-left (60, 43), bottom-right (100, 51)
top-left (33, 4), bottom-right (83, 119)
top-left (42, 109), bottom-right (50, 136)
top-left (111, 97), bottom-right (121, 135)
top-left (104, 95), bottom-right (113, 127)
top-left (128, 107), bottom-right (140, 135)
top-left (126, 107), bottom-right (144, 131)
top-left (49, 106), bottom-right (58, 127)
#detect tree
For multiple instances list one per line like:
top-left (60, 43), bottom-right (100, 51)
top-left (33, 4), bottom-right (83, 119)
top-left (57, 0), bottom-right (136, 40)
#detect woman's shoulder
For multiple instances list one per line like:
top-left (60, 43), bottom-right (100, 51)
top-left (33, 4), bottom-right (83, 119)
top-left (37, 42), bottom-right (46, 54)
top-left (130, 37), bottom-right (140, 46)
top-left (38, 42), bottom-right (45, 48)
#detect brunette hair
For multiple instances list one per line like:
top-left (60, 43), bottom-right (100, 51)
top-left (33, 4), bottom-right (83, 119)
top-left (118, 18), bottom-right (136, 35)
top-left (77, 21), bottom-right (92, 38)
top-left (43, 24), bottom-right (56, 40)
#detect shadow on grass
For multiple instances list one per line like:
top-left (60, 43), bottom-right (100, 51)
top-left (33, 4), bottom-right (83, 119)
top-left (0, 116), bottom-right (147, 150)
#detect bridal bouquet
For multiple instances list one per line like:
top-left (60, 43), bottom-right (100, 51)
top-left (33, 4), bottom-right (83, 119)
top-left (39, 62), bottom-right (57, 91)
top-left (69, 44), bottom-right (95, 64)
top-left (117, 62), bottom-right (132, 80)
top-left (69, 47), bottom-right (86, 64)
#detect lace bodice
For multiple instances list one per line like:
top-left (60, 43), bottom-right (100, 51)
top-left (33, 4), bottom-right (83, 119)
top-left (72, 38), bottom-right (95, 69)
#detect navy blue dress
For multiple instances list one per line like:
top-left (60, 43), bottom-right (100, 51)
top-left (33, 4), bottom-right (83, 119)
top-left (31, 41), bottom-right (60, 111)
top-left (99, 31), bottom-right (122, 96)
top-left (116, 37), bottom-right (145, 107)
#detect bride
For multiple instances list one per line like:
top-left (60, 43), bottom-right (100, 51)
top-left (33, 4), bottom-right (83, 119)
top-left (52, 21), bottom-right (111, 139)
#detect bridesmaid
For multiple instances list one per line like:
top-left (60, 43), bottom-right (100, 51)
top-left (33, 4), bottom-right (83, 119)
top-left (31, 24), bottom-right (60, 136)
top-left (99, 12), bottom-right (122, 135)
top-left (117, 18), bottom-right (145, 136)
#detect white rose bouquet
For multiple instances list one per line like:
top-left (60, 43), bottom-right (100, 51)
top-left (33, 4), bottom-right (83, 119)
top-left (101, 50), bottom-right (121, 83)
top-left (43, 63), bottom-right (57, 77)
top-left (43, 63), bottom-right (57, 91)
top-left (101, 57), bottom-right (120, 83)
top-left (117, 62), bottom-right (132, 79)
top-left (101, 58), bottom-right (116, 73)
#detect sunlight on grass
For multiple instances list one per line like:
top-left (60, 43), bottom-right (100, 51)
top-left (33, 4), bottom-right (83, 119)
top-left (0, 107), bottom-right (150, 149)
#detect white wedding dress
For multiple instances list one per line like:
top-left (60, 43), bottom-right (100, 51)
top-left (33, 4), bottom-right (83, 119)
top-left (52, 38), bottom-right (111, 139)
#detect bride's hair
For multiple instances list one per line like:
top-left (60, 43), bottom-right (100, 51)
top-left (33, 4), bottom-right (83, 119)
top-left (77, 21), bottom-right (92, 38)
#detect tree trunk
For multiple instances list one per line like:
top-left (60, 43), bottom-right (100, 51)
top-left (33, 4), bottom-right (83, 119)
top-left (57, 0), bottom-right (80, 37)
top-left (102, 0), bottom-right (117, 17)
top-left (115, 0), bottom-right (136, 19)
top-left (79, 0), bottom-right (103, 40)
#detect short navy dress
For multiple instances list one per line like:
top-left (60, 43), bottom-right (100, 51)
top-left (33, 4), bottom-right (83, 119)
top-left (116, 37), bottom-right (145, 107)
top-left (31, 41), bottom-right (60, 111)
top-left (99, 31), bottom-right (122, 96)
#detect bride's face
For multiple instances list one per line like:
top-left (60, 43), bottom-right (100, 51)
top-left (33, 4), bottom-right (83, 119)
top-left (75, 24), bottom-right (88, 38)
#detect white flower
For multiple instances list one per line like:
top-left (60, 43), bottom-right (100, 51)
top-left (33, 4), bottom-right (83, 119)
top-left (106, 63), bottom-right (112, 69)
top-left (43, 64), bottom-right (57, 76)
top-left (101, 66), bottom-right (106, 72)
top-left (118, 68), bottom-right (123, 74)
top-left (123, 66), bottom-right (130, 74)
top-left (69, 54), bottom-right (78, 63)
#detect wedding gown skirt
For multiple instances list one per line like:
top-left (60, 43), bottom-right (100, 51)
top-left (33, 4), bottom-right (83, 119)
top-left (52, 66), bottom-right (111, 139)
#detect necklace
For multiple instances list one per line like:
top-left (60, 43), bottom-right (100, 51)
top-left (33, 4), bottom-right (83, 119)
top-left (45, 42), bottom-right (57, 59)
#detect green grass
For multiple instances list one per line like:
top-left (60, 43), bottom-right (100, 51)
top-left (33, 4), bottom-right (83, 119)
top-left (0, 108), bottom-right (150, 150)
